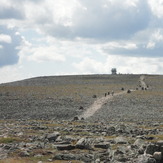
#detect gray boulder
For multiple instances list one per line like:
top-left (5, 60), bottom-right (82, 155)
top-left (55, 144), bottom-right (75, 150)
top-left (137, 155), bottom-right (156, 163)
top-left (145, 144), bottom-right (160, 155)
top-left (76, 137), bottom-right (93, 150)
top-left (47, 131), bottom-right (60, 142)
top-left (0, 148), bottom-right (8, 160)
top-left (156, 140), bottom-right (163, 146)
top-left (107, 126), bottom-right (116, 135)
top-left (94, 142), bottom-right (110, 149)
top-left (53, 153), bottom-right (76, 160)
top-left (19, 150), bottom-right (30, 157)
top-left (114, 137), bottom-right (128, 144)
top-left (153, 152), bottom-right (162, 161)
top-left (134, 139), bottom-right (146, 147)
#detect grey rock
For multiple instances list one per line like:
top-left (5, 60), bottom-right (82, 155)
top-left (73, 116), bottom-right (79, 121)
top-left (3, 144), bottom-right (12, 150)
top-left (55, 144), bottom-right (75, 150)
top-left (114, 137), bottom-right (128, 144)
top-left (115, 124), bottom-right (126, 133)
top-left (156, 140), bottom-right (163, 146)
top-left (92, 95), bottom-right (97, 98)
top-left (53, 153), bottom-right (76, 160)
top-left (95, 158), bottom-right (100, 163)
top-left (116, 146), bottom-right (129, 154)
top-left (134, 139), bottom-right (146, 147)
top-left (138, 146), bottom-right (146, 154)
top-left (77, 154), bottom-right (94, 163)
top-left (107, 126), bottom-right (116, 135)
top-left (137, 155), bottom-right (156, 163)
top-left (0, 148), bottom-right (8, 160)
top-left (153, 152), bottom-right (162, 161)
top-left (19, 150), bottom-right (30, 157)
top-left (113, 150), bottom-right (129, 162)
top-left (47, 131), bottom-right (60, 142)
top-left (76, 137), bottom-right (93, 150)
top-left (94, 143), bottom-right (110, 149)
top-left (145, 144), bottom-right (160, 155)
top-left (53, 153), bottom-right (93, 162)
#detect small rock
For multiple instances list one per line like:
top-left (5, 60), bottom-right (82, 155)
top-left (73, 116), bottom-right (79, 121)
top-left (134, 139), bottom-right (146, 147)
top-left (94, 143), bottom-right (110, 149)
top-left (53, 153), bottom-right (76, 160)
top-left (19, 150), bottom-right (30, 157)
top-left (127, 89), bottom-right (131, 93)
top-left (95, 158), bottom-right (100, 163)
top-left (79, 106), bottom-right (84, 110)
top-left (17, 132), bottom-right (23, 136)
top-left (137, 155), bottom-right (156, 163)
top-left (37, 161), bottom-right (43, 163)
top-left (114, 137), bottom-right (128, 144)
top-left (0, 148), bottom-right (8, 160)
top-left (156, 140), bottom-right (163, 146)
top-left (55, 144), bottom-right (75, 150)
top-left (153, 152), bottom-right (162, 161)
top-left (138, 146), bottom-right (146, 154)
top-left (76, 137), bottom-right (92, 150)
top-left (47, 132), bottom-right (60, 142)
top-left (92, 95), bottom-right (97, 98)
top-left (145, 144), bottom-right (159, 155)
top-left (77, 154), bottom-right (93, 162)
top-left (107, 126), bottom-right (116, 135)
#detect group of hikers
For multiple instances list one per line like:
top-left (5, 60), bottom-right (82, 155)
top-left (103, 81), bottom-right (149, 98)
top-left (104, 90), bottom-right (114, 97)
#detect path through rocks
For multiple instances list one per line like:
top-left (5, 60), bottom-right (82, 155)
top-left (80, 90), bottom-right (129, 119)
top-left (80, 75), bottom-right (147, 119)
top-left (139, 75), bottom-right (148, 89)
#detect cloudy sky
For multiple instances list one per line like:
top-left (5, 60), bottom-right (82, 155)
top-left (0, 0), bottom-right (163, 83)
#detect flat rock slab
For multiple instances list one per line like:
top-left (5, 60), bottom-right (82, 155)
top-left (55, 144), bottom-right (75, 150)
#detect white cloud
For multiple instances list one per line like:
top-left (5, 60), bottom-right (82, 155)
top-left (73, 55), bottom-right (163, 75)
top-left (9, 0), bottom-right (149, 40)
top-left (0, 65), bottom-right (27, 83)
top-left (103, 41), bottom-right (138, 50)
top-left (146, 41), bottom-right (155, 49)
top-left (29, 46), bottom-right (66, 63)
top-left (148, 0), bottom-right (163, 18)
top-left (0, 34), bottom-right (12, 43)
top-left (73, 57), bottom-right (104, 73)
top-left (0, 0), bottom-right (25, 19)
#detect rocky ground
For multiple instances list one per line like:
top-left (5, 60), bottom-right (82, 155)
top-left (0, 74), bottom-right (141, 120)
top-left (0, 74), bottom-right (163, 162)
top-left (0, 119), bottom-right (163, 163)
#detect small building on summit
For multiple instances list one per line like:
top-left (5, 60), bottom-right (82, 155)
top-left (111, 68), bottom-right (117, 75)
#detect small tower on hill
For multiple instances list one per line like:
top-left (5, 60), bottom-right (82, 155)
top-left (111, 68), bottom-right (117, 75)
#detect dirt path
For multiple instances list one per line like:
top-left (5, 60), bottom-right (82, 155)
top-left (80, 90), bottom-right (129, 119)
top-left (139, 75), bottom-right (147, 89)
top-left (80, 75), bottom-right (147, 119)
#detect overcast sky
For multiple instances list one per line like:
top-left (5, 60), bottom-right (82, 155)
top-left (0, 0), bottom-right (163, 83)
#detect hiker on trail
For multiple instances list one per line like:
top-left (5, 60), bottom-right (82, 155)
top-left (108, 92), bottom-right (110, 95)
top-left (105, 93), bottom-right (107, 97)
top-left (111, 90), bottom-right (114, 96)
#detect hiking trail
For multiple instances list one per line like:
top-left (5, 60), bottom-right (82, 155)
top-left (80, 90), bottom-right (129, 119)
top-left (80, 75), bottom-right (147, 119)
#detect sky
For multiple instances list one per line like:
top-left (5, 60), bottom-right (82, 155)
top-left (0, 0), bottom-right (163, 83)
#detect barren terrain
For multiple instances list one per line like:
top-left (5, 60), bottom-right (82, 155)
top-left (0, 74), bottom-right (163, 163)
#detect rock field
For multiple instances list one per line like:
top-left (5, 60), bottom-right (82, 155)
top-left (0, 74), bottom-right (162, 162)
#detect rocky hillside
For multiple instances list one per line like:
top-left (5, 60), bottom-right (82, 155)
top-left (0, 74), bottom-right (141, 120)
top-left (0, 74), bottom-right (163, 163)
